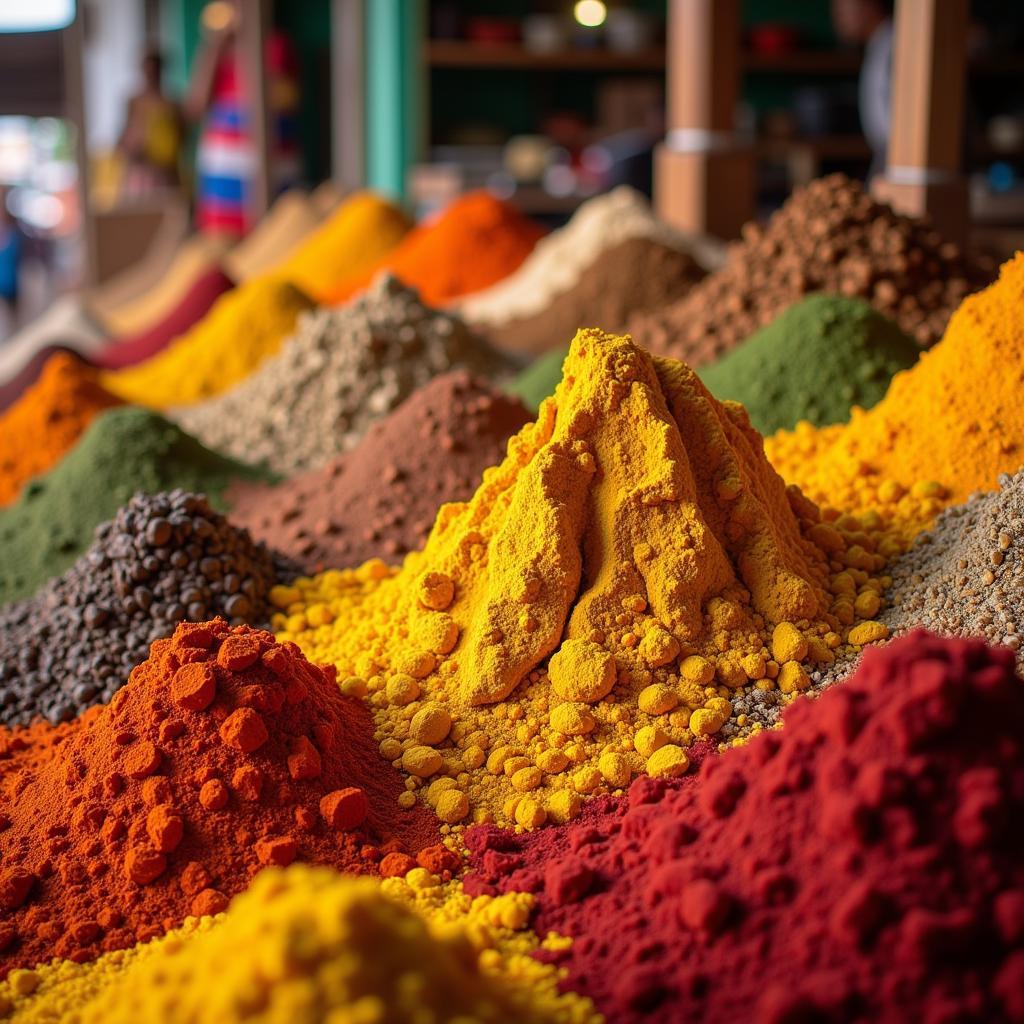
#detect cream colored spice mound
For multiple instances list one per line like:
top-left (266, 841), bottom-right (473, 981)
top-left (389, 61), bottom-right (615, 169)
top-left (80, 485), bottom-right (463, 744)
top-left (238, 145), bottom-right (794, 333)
top-left (454, 186), bottom-right (720, 327)
top-left (279, 329), bottom-right (891, 829)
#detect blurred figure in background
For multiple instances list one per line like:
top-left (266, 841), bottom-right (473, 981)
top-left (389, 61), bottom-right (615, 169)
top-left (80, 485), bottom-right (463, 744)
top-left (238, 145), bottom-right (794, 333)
top-left (117, 48), bottom-right (182, 195)
top-left (184, 0), bottom-right (300, 237)
top-left (0, 187), bottom-right (22, 330)
top-left (832, 0), bottom-right (894, 180)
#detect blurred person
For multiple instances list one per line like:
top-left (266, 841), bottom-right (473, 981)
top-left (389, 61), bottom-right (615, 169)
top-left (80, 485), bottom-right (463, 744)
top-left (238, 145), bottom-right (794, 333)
top-left (184, 0), bottom-right (300, 237)
top-left (0, 187), bottom-right (22, 328)
top-left (117, 48), bottom-right (182, 195)
top-left (832, 0), bottom-right (894, 179)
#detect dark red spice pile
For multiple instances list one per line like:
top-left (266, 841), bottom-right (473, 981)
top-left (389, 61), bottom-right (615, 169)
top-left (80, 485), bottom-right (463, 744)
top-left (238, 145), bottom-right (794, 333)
top-left (465, 631), bottom-right (1024, 1023)
top-left (0, 619), bottom-right (447, 973)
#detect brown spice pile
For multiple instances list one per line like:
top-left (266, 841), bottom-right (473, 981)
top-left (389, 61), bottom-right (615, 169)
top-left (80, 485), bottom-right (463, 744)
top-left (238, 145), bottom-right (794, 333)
top-left (629, 174), bottom-right (995, 366)
top-left (475, 236), bottom-right (705, 357)
top-left (227, 371), bottom-right (532, 573)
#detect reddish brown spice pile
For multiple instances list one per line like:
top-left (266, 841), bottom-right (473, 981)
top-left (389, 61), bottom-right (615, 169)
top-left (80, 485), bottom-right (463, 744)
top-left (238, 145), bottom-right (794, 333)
top-left (0, 620), bottom-right (443, 973)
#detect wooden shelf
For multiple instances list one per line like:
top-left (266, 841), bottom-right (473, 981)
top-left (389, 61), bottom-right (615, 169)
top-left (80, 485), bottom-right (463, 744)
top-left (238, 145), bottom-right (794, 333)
top-left (426, 40), bottom-right (664, 70)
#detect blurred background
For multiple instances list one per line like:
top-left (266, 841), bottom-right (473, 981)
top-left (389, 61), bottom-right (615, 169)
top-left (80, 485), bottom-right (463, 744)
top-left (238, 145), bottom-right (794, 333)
top-left (0, 0), bottom-right (1022, 341)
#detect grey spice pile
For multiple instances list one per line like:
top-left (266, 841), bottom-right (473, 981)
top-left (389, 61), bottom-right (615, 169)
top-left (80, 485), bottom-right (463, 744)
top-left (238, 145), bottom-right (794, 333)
top-left (0, 490), bottom-right (286, 725)
top-left (175, 273), bottom-right (510, 475)
top-left (881, 467), bottom-right (1024, 664)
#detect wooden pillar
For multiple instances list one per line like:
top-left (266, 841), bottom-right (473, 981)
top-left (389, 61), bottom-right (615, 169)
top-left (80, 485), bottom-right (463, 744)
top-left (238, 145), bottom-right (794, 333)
top-left (331, 0), bottom-right (365, 189)
top-left (655, 0), bottom-right (753, 240)
top-left (871, 0), bottom-right (969, 243)
top-left (63, 7), bottom-right (98, 286)
top-left (239, 0), bottom-right (272, 222)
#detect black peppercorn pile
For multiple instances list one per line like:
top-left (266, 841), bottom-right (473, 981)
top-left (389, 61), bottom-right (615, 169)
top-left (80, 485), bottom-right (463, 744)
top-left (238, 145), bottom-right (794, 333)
top-left (0, 489), bottom-right (288, 725)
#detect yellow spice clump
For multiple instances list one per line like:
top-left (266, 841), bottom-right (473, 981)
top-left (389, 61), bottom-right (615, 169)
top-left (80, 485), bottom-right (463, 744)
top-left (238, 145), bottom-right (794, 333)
top-left (101, 278), bottom-right (314, 408)
top-left (1, 866), bottom-right (597, 1024)
top-left (280, 329), bottom-right (891, 827)
top-left (766, 253), bottom-right (1024, 542)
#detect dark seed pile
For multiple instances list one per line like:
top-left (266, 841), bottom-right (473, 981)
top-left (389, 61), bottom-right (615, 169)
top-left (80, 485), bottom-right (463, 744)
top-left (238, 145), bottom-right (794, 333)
top-left (0, 490), bottom-right (287, 725)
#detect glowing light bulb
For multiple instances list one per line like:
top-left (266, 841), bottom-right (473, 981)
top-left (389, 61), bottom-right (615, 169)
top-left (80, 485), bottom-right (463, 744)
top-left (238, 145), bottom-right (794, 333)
top-left (574, 0), bottom-right (607, 29)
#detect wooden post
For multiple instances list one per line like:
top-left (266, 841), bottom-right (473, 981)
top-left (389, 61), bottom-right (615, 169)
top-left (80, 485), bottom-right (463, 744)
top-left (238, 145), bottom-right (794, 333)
top-left (239, 0), bottom-right (272, 222)
top-left (63, 6), bottom-right (98, 287)
top-left (331, 0), bottom-right (365, 189)
top-left (871, 0), bottom-right (969, 243)
top-left (655, 0), bottom-right (753, 240)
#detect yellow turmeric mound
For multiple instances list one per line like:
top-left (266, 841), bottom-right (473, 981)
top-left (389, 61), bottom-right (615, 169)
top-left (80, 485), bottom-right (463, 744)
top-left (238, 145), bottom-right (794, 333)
top-left (271, 189), bottom-right (412, 301)
top-left (0, 866), bottom-right (596, 1024)
top-left (766, 253), bottom-right (1024, 541)
top-left (100, 278), bottom-right (314, 408)
top-left (279, 329), bottom-right (889, 828)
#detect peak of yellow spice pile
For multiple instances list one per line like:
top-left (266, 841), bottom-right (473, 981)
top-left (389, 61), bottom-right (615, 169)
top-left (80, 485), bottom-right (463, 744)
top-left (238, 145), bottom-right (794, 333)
top-left (0, 865), bottom-right (596, 1023)
top-left (279, 329), bottom-right (891, 829)
top-left (766, 252), bottom-right (1024, 541)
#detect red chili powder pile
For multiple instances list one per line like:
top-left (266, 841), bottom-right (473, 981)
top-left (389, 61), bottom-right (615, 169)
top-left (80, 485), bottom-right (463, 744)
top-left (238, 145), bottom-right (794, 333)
top-left (326, 191), bottom-right (546, 307)
top-left (465, 631), bottom-right (1024, 1023)
top-left (0, 619), bottom-right (445, 973)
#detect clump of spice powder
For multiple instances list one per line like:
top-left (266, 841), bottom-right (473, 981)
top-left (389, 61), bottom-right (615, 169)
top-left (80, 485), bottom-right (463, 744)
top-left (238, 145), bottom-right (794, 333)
top-left (0, 619), bottom-right (441, 973)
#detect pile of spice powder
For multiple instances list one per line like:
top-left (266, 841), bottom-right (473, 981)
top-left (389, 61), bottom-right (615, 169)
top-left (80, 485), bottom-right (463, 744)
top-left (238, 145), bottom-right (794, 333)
top-left (464, 630), bottom-right (1024, 1024)
top-left (269, 189), bottom-right (412, 301)
top-left (0, 352), bottom-right (121, 507)
top-left (88, 235), bottom-right (230, 337)
top-left (629, 173), bottom-right (994, 366)
top-left (0, 345), bottom-right (84, 415)
top-left (228, 370), bottom-right (532, 572)
top-left (880, 467), bottom-right (1024, 665)
top-left (280, 328), bottom-right (891, 829)
top-left (0, 407), bottom-right (272, 605)
top-left (99, 277), bottom-right (314, 408)
top-left (325, 191), bottom-right (546, 307)
top-left (698, 294), bottom-right (920, 435)
top-left (0, 619), bottom-right (442, 972)
top-left (477, 236), bottom-right (706, 357)
top-left (222, 189), bottom-right (320, 283)
top-left (765, 252), bottom-right (1024, 542)
top-left (94, 266), bottom-right (235, 371)
top-left (1, 866), bottom-right (597, 1024)
top-left (175, 275), bottom-right (512, 476)
top-left (0, 490), bottom-right (289, 726)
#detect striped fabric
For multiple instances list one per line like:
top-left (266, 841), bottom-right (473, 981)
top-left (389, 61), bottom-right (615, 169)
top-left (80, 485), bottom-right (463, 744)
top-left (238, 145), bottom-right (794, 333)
top-left (196, 31), bottom-right (300, 237)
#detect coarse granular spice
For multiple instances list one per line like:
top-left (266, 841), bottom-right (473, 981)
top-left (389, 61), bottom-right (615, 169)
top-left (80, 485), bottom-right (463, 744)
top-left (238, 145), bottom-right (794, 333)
top-left (475, 236), bottom-right (706, 357)
top-left (325, 191), bottom-right (546, 307)
top-left (0, 407), bottom-right (272, 605)
top-left (456, 185), bottom-right (716, 331)
top-left (175, 275), bottom-right (511, 476)
top-left (228, 370), bottom-right (532, 572)
top-left (765, 253), bottom-right (1024, 542)
top-left (0, 352), bottom-right (121, 507)
top-left (280, 329), bottom-right (890, 828)
top-left (0, 490), bottom-right (289, 726)
top-left (0, 620), bottom-right (441, 973)
top-left (880, 467), bottom-right (1024, 665)
top-left (629, 173), bottom-right (994, 366)
top-left (94, 267), bottom-right (235, 371)
top-left (99, 278), bottom-right (314, 409)
top-left (270, 190), bottom-right (411, 301)
top-left (464, 631), bottom-right (1024, 1024)
top-left (698, 294), bottom-right (920, 436)
top-left (0, 866), bottom-right (597, 1023)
